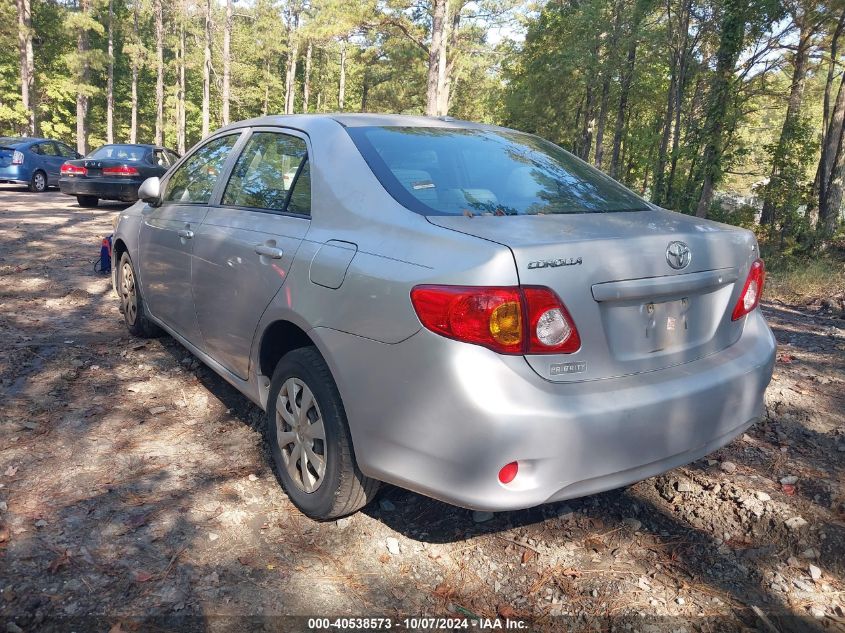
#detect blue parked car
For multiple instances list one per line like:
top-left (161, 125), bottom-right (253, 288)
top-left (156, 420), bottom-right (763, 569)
top-left (0, 137), bottom-right (81, 192)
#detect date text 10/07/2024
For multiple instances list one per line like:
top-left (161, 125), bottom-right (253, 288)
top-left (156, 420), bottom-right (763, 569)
top-left (307, 617), bottom-right (529, 630)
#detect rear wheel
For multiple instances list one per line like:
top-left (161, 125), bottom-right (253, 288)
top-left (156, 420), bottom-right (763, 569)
top-left (29, 170), bottom-right (47, 193)
top-left (77, 195), bottom-right (98, 208)
top-left (117, 252), bottom-right (160, 338)
top-left (266, 347), bottom-right (379, 520)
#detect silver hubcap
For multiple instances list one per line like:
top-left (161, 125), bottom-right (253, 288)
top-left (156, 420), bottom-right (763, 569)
top-left (276, 377), bottom-right (327, 493)
top-left (34, 173), bottom-right (45, 190)
top-left (120, 262), bottom-right (138, 326)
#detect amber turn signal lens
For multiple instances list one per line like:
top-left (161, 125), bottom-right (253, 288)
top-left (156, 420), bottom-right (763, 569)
top-left (489, 301), bottom-right (522, 346)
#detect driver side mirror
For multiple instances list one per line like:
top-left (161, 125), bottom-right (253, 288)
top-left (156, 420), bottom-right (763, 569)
top-left (138, 177), bottom-right (161, 206)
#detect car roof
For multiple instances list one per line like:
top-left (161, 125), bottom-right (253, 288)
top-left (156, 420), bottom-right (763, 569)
top-left (95, 143), bottom-right (159, 149)
top-left (215, 113), bottom-right (507, 135)
top-left (0, 137), bottom-right (58, 147)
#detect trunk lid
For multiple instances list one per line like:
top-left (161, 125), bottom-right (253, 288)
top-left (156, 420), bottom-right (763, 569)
top-left (428, 209), bottom-right (759, 382)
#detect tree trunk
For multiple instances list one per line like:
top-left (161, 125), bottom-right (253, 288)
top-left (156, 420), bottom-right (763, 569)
top-left (76, 0), bottom-right (90, 155)
top-left (338, 39), bottom-right (347, 111)
top-left (579, 80), bottom-right (596, 161)
top-left (694, 0), bottom-right (747, 218)
top-left (285, 40), bottom-right (299, 114)
top-left (303, 41), bottom-right (312, 113)
top-left (662, 0), bottom-right (692, 206)
top-left (202, 0), bottom-right (211, 138)
top-left (823, 10), bottom-right (845, 135)
top-left (593, 75), bottom-right (611, 169)
top-left (817, 15), bottom-right (845, 222)
top-left (130, 0), bottom-right (139, 144)
top-left (155, 0), bottom-right (164, 145)
top-left (106, 0), bottom-right (114, 143)
top-left (594, 0), bottom-right (624, 170)
top-left (16, 0), bottom-right (35, 136)
top-left (438, 6), bottom-right (460, 116)
top-left (426, 0), bottom-right (447, 116)
top-left (262, 57), bottom-right (270, 116)
top-left (760, 20), bottom-right (811, 227)
top-left (666, 3), bottom-right (691, 208)
top-left (653, 62), bottom-right (677, 205)
top-left (610, 7), bottom-right (641, 179)
top-left (822, 133), bottom-right (845, 235)
top-left (361, 74), bottom-right (369, 112)
top-left (222, 0), bottom-right (232, 125)
top-left (177, 1), bottom-right (186, 154)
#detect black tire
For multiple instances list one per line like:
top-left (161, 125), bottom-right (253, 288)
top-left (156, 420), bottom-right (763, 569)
top-left (29, 170), bottom-right (47, 193)
top-left (116, 252), bottom-right (161, 338)
top-left (77, 195), bottom-right (98, 208)
top-left (266, 347), bottom-right (379, 520)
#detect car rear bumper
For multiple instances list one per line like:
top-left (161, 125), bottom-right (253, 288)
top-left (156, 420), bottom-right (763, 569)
top-left (313, 310), bottom-right (776, 511)
top-left (0, 165), bottom-right (27, 184)
top-left (59, 177), bottom-right (141, 201)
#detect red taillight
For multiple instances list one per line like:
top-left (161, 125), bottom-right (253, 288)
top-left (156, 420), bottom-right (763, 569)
top-left (11, 150), bottom-right (24, 165)
top-left (498, 461), bottom-right (518, 484)
top-left (523, 286), bottom-right (581, 354)
top-left (731, 259), bottom-right (765, 321)
top-left (102, 165), bottom-right (140, 176)
top-left (410, 285), bottom-right (580, 355)
top-left (61, 163), bottom-right (87, 176)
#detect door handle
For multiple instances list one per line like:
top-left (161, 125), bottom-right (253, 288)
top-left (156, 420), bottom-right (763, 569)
top-left (254, 244), bottom-right (284, 259)
top-left (177, 229), bottom-right (194, 239)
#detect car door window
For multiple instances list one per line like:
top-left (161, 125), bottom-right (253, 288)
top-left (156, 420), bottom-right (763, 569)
top-left (222, 132), bottom-right (307, 213)
top-left (162, 134), bottom-right (239, 204)
top-left (39, 143), bottom-right (60, 157)
top-left (166, 150), bottom-right (180, 164)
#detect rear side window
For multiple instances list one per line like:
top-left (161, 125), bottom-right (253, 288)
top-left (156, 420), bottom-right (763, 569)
top-left (347, 127), bottom-right (650, 216)
top-left (151, 149), bottom-right (169, 167)
top-left (222, 132), bottom-right (309, 214)
top-left (33, 143), bottom-right (59, 156)
top-left (286, 159), bottom-right (311, 216)
top-left (162, 135), bottom-right (239, 205)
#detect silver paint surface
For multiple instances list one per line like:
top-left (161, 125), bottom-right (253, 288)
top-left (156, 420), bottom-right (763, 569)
top-left (113, 114), bottom-right (776, 511)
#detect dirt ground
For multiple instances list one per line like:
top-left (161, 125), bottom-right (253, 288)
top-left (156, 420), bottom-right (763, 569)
top-left (1, 184), bottom-right (844, 633)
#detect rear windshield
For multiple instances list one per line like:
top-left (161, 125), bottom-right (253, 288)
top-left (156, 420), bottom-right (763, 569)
top-left (347, 127), bottom-right (650, 216)
top-left (88, 145), bottom-right (147, 161)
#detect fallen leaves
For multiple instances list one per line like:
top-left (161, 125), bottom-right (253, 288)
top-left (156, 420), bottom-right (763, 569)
top-left (4, 465), bottom-right (18, 477)
top-left (47, 549), bottom-right (71, 574)
top-left (134, 570), bottom-right (154, 582)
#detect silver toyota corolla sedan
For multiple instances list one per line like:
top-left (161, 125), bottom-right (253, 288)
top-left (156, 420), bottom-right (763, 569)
top-left (112, 114), bottom-right (776, 520)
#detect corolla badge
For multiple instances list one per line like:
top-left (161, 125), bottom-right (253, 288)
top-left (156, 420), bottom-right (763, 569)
top-left (665, 241), bottom-right (691, 270)
top-left (527, 257), bottom-right (582, 270)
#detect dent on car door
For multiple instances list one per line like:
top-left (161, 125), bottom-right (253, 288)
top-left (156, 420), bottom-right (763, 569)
top-left (191, 129), bottom-right (312, 379)
top-left (137, 133), bottom-right (242, 345)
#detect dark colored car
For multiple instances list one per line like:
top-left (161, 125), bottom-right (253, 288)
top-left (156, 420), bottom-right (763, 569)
top-left (0, 137), bottom-right (81, 192)
top-left (59, 144), bottom-right (180, 207)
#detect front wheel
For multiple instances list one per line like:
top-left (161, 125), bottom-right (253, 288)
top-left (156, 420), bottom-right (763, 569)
top-left (77, 195), bottom-right (98, 208)
top-left (116, 252), bottom-right (160, 338)
top-left (266, 347), bottom-right (379, 520)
